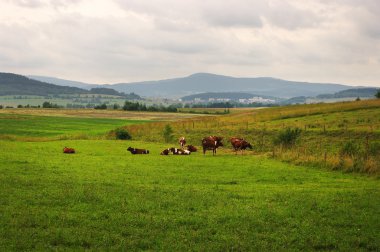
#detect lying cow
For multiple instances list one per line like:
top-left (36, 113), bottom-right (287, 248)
top-left (63, 147), bottom-right (75, 154)
top-left (170, 147), bottom-right (191, 155)
top-left (160, 148), bottom-right (170, 155)
top-left (230, 137), bottom-right (253, 155)
top-left (201, 136), bottom-right (223, 155)
top-left (127, 147), bottom-right (149, 154)
top-left (186, 145), bottom-right (197, 152)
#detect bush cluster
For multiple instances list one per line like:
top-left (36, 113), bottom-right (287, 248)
top-left (274, 127), bottom-right (302, 148)
top-left (108, 128), bottom-right (132, 140)
top-left (123, 101), bottom-right (178, 112)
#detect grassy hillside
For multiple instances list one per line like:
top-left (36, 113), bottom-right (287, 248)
top-left (124, 99), bottom-right (380, 174)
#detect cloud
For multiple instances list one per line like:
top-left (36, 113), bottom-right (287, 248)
top-left (0, 0), bottom-right (379, 86)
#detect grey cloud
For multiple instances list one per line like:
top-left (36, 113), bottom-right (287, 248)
top-left (265, 1), bottom-right (322, 30)
top-left (1, 0), bottom-right (380, 86)
top-left (8, 0), bottom-right (45, 8)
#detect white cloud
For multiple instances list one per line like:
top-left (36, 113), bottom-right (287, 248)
top-left (0, 0), bottom-right (379, 86)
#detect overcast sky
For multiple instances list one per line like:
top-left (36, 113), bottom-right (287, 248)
top-left (1, 0), bottom-right (379, 86)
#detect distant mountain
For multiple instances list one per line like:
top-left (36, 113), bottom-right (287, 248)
top-left (28, 75), bottom-right (98, 90)
top-left (110, 73), bottom-right (353, 98)
top-left (316, 88), bottom-right (379, 99)
top-left (0, 73), bottom-right (88, 96)
top-left (27, 73), bottom-right (369, 99)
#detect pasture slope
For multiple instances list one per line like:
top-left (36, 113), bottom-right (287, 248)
top-left (0, 104), bottom-right (379, 251)
top-left (126, 99), bottom-right (380, 174)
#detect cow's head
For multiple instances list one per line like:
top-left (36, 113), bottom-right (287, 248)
top-left (127, 147), bottom-right (132, 151)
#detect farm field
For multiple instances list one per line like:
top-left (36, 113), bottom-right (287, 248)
top-left (0, 108), bottom-right (207, 120)
top-left (0, 102), bottom-right (379, 250)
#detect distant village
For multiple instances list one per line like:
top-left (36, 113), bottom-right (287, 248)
top-left (181, 96), bottom-right (276, 104)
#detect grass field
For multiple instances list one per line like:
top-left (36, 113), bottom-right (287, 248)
top-left (0, 113), bottom-right (148, 141)
top-left (1, 140), bottom-right (379, 250)
top-left (0, 104), bottom-right (379, 250)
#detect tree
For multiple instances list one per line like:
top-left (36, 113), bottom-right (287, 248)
top-left (94, 103), bottom-right (107, 109)
top-left (376, 90), bottom-right (380, 99)
top-left (163, 124), bottom-right (174, 143)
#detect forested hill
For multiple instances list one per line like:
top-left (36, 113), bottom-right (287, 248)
top-left (0, 73), bottom-right (88, 95)
top-left (0, 73), bottom-right (142, 99)
top-left (316, 88), bottom-right (379, 99)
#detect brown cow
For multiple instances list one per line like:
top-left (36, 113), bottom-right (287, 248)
top-left (230, 137), bottom-right (253, 155)
top-left (127, 147), bottom-right (149, 154)
top-left (63, 147), bottom-right (75, 154)
top-left (186, 145), bottom-right (197, 152)
top-left (201, 136), bottom-right (223, 155)
top-left (179, 137), bottom-right (186, 148)
top-left (160, 148), bottom-right (170, 155)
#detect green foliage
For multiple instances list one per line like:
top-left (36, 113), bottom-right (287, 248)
top-left (0, 104), bottom-right (3, 109)
top-left (163, 124), bottom-right (174, 143)
top-left (42, 101), bottom-right (60, 108)
top-left (94, 103), bottom-right (107, 110)
top-left (123, 101), bottom-right (177, 112)
top-left (274, 127), bottom-right (302, 147)
top-left (113, 128), bottom-right (131, 140)
top-left (340, 141), bottom-right (362, 158)
top-left (368, 142), bottom-right (380, 156)
top-left (376, 90), bottom-right (380, 99)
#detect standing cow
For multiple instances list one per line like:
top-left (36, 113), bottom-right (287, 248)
top-left (230, 137), bottom-right (252, 155)
top-left (179, 137), bottom-right (186, 148)
top-left (201, 136), bottom-right (223, 155)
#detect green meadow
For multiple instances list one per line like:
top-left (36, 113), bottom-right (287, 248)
top-left (0, 113), bottom-right (147, 140)
top-left (0, 106), bottom-right (379, 250)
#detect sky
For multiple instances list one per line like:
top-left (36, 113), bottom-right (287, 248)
top-left (0, 0), bottom-right (379, 86)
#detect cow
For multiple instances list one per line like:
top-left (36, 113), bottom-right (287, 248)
top-left (160, 148), bottom-right (170, 155)
top-left (179, 137), bottom-right (186, 148)
top-left (127, 147), bottom-right (149, 154)
top-left (170, 147), bottom-right (191, 155)
top-left (186, 145), bottom-right (197, 152)
top-left (230, 137), bottom-right (253, 155)
top-left (63, 147), bottom-right (75, 154)
top-left (201, 136), bottom-right (223, 155)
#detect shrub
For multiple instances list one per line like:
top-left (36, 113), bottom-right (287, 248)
top-left (113, 128), bottom-right (132, 140)
top-left (163, 124), bottom-right (174, 143)
top-left (94, 104), bottom-right (107, 110)
top-left (274, 127), bottom-right (302, 148)
top-left (368, 142), bottom-right (380, 156)
top-left (375, 90), bottom-right (380, 99)
top-left (340, 141), bottom-right (361, 158)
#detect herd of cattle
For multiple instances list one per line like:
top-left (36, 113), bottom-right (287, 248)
top-left (128, 136), bottom-right (252, 156)
top-left (63, 136), bottom-right (252, 156)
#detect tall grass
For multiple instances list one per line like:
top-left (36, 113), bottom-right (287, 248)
top-left (123, 100), bottom-right (380, 174)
